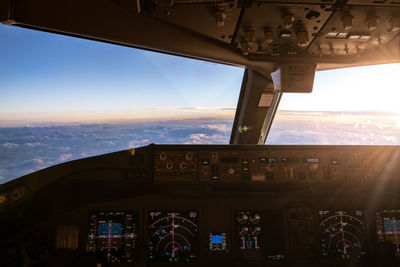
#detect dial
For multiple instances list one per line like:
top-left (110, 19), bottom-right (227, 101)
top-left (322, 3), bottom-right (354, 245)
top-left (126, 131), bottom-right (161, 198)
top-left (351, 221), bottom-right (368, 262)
top-left (148, 211), bottom-right (199, 262)
top-left (318, 209), bottom-right (367, 259)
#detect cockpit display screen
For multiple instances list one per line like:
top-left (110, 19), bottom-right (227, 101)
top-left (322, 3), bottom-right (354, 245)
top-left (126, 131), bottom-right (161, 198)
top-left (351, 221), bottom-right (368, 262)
top-left (148, 210), bottom-right (199, 262)
top-left (209, 232), bottom-right (227, 251)
top-left (97, 223), bottom-right (122, 237)
top-left (235, 210), bottom-right (285, 261)
top-left (376, 210), bottom-right (400, 257)
top-left (318, 209), bottom-right (367, 260)
top-left (87, 211), bottom-right (137, 263)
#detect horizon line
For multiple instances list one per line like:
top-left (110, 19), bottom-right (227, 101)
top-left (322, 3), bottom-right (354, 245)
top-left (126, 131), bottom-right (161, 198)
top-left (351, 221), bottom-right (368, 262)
top-left (0, 109), bottom-right (399, 127)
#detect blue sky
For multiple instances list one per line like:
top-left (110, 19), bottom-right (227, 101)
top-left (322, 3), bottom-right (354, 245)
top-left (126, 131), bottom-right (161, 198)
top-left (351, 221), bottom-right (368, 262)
top-left (1, 23), bottom-right (400, 126)
top-left (0, 24), bottom-right (243, 124)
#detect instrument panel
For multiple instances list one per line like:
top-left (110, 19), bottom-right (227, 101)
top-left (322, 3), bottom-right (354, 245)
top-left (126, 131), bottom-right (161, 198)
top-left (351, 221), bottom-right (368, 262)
top-left (1, 145), bottom-right (400, 266)
top-left (78, 206), bottom-right (400, 266)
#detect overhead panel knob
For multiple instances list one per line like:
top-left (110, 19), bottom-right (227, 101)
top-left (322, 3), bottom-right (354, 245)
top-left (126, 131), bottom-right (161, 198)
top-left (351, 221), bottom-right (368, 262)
top-left (282, 13), bottom-right (295, 29)
top-left (389, 17), bottom-right (400, 32)
top-left (241, 41), bottom-right (251, 55)
top-left (264, 31), bottom-right (274, 43)
top-left (341, 16), bottom-right (353, 31)
top-left (329, 45), bottom-right (335, 57)
top-left (245, 30), bottom-right (255, 43)
top-left (366, 16), bottom-right (379, 31)
top-left (215, 10), bottom-right (226, 26)
top-left (297, 31), bottom-right (309, 47)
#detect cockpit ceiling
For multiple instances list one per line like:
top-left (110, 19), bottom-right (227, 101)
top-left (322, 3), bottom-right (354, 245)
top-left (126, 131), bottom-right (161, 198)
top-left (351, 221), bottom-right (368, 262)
top-left (1, 0), bottom-right (400, 72)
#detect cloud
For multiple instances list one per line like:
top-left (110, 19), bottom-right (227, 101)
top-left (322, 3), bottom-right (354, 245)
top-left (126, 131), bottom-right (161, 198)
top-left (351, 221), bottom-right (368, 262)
top-left (201, 123), bottom-right (230, 133)
top-left (25, 142), bottom-right (41, 147)
top-left (58, 153), bottom-right (73, 162)
top-left (105, 140), bottom-right (115, 145)
top-left (33, 158), bottom-right (44, 165)
top-left (0, 175), bottom-right (5, 181)
top-left (185, 133), bottom-right (226, 144)
top-left (128, 139), bottom-right (150, 147)
top-left (2, 142), bottom-right (19, 148)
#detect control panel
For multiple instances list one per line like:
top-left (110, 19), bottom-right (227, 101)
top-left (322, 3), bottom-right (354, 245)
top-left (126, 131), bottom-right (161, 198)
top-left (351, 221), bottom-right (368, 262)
top-left (1, 145), bottom-right (400, 267)
top-left (153, 146), bottom-right (394, 183)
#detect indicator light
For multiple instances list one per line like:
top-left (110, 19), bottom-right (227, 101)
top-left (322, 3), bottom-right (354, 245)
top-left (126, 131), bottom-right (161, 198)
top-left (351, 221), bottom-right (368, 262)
top-left (337, 32), bottom-right (347, 39)
top-left (238, 125), bottom-right (249, 133)
top-left (348, 34), bottom-right (360, 40)
top-left (280, 30), bottom-right (292, 38)
top-left (359, 35), bottom-right (371, 42)
top-left (326, 32), bottom-right (338, 38)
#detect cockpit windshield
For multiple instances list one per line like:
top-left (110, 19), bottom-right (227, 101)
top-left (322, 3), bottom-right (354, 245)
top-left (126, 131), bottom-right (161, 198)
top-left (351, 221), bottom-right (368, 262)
top-left (0, 25), bottom-right (243, 183)
top-left (2, 23), bottom-right (400, 184)
top-left (268, 63), bottom-right (400, 145)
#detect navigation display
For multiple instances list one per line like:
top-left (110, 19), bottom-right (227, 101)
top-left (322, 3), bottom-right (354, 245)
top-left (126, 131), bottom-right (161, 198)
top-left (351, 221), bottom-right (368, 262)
top-left (87, 211), bottom-right (137, 263)
top-left (318, 209), bottom-right (367, 260)
top-left (235, 210), bottom-right (285, 261)
top-left (148, 210), bottom-right (199, 262)
top-left (376, 209), bottom-right (400, 257)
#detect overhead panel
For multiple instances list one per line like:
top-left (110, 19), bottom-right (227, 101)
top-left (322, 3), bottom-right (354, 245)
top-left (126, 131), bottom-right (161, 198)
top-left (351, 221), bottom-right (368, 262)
top-left (236, 3), bottom-right (333, 57)
top-left (308, 5), bottom-right (400, 57)
top-left (348, 0), bottom-right (400, 5)
top-left (2, 0), bottom-right (400, 71)
top-left (256, 0), bottom-right (335, 3)
top-left (151, 4), bottom-right (240, 44)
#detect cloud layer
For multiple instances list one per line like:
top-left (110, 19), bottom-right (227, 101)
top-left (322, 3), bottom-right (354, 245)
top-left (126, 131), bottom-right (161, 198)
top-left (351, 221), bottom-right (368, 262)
top-left (1, 111), bottom-right (399, 183)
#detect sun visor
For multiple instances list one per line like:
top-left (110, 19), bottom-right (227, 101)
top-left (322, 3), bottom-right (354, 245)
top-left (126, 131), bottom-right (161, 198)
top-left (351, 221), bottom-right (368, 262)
top-left (271, 63), bottom-right (316, 93)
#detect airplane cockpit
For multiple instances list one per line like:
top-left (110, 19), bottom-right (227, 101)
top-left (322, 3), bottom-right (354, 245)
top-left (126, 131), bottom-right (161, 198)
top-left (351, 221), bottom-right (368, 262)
top-left (1, 0), bottom-right (400, 266)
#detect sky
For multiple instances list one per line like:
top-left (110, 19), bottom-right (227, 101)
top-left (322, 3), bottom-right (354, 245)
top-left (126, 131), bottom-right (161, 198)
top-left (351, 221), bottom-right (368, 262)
top-left (1, 23), bottom-right (400, 125)
top-left (0, 24), bottom-right (243, 124)
top-left (280, 63), bottom-right (400, 113)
